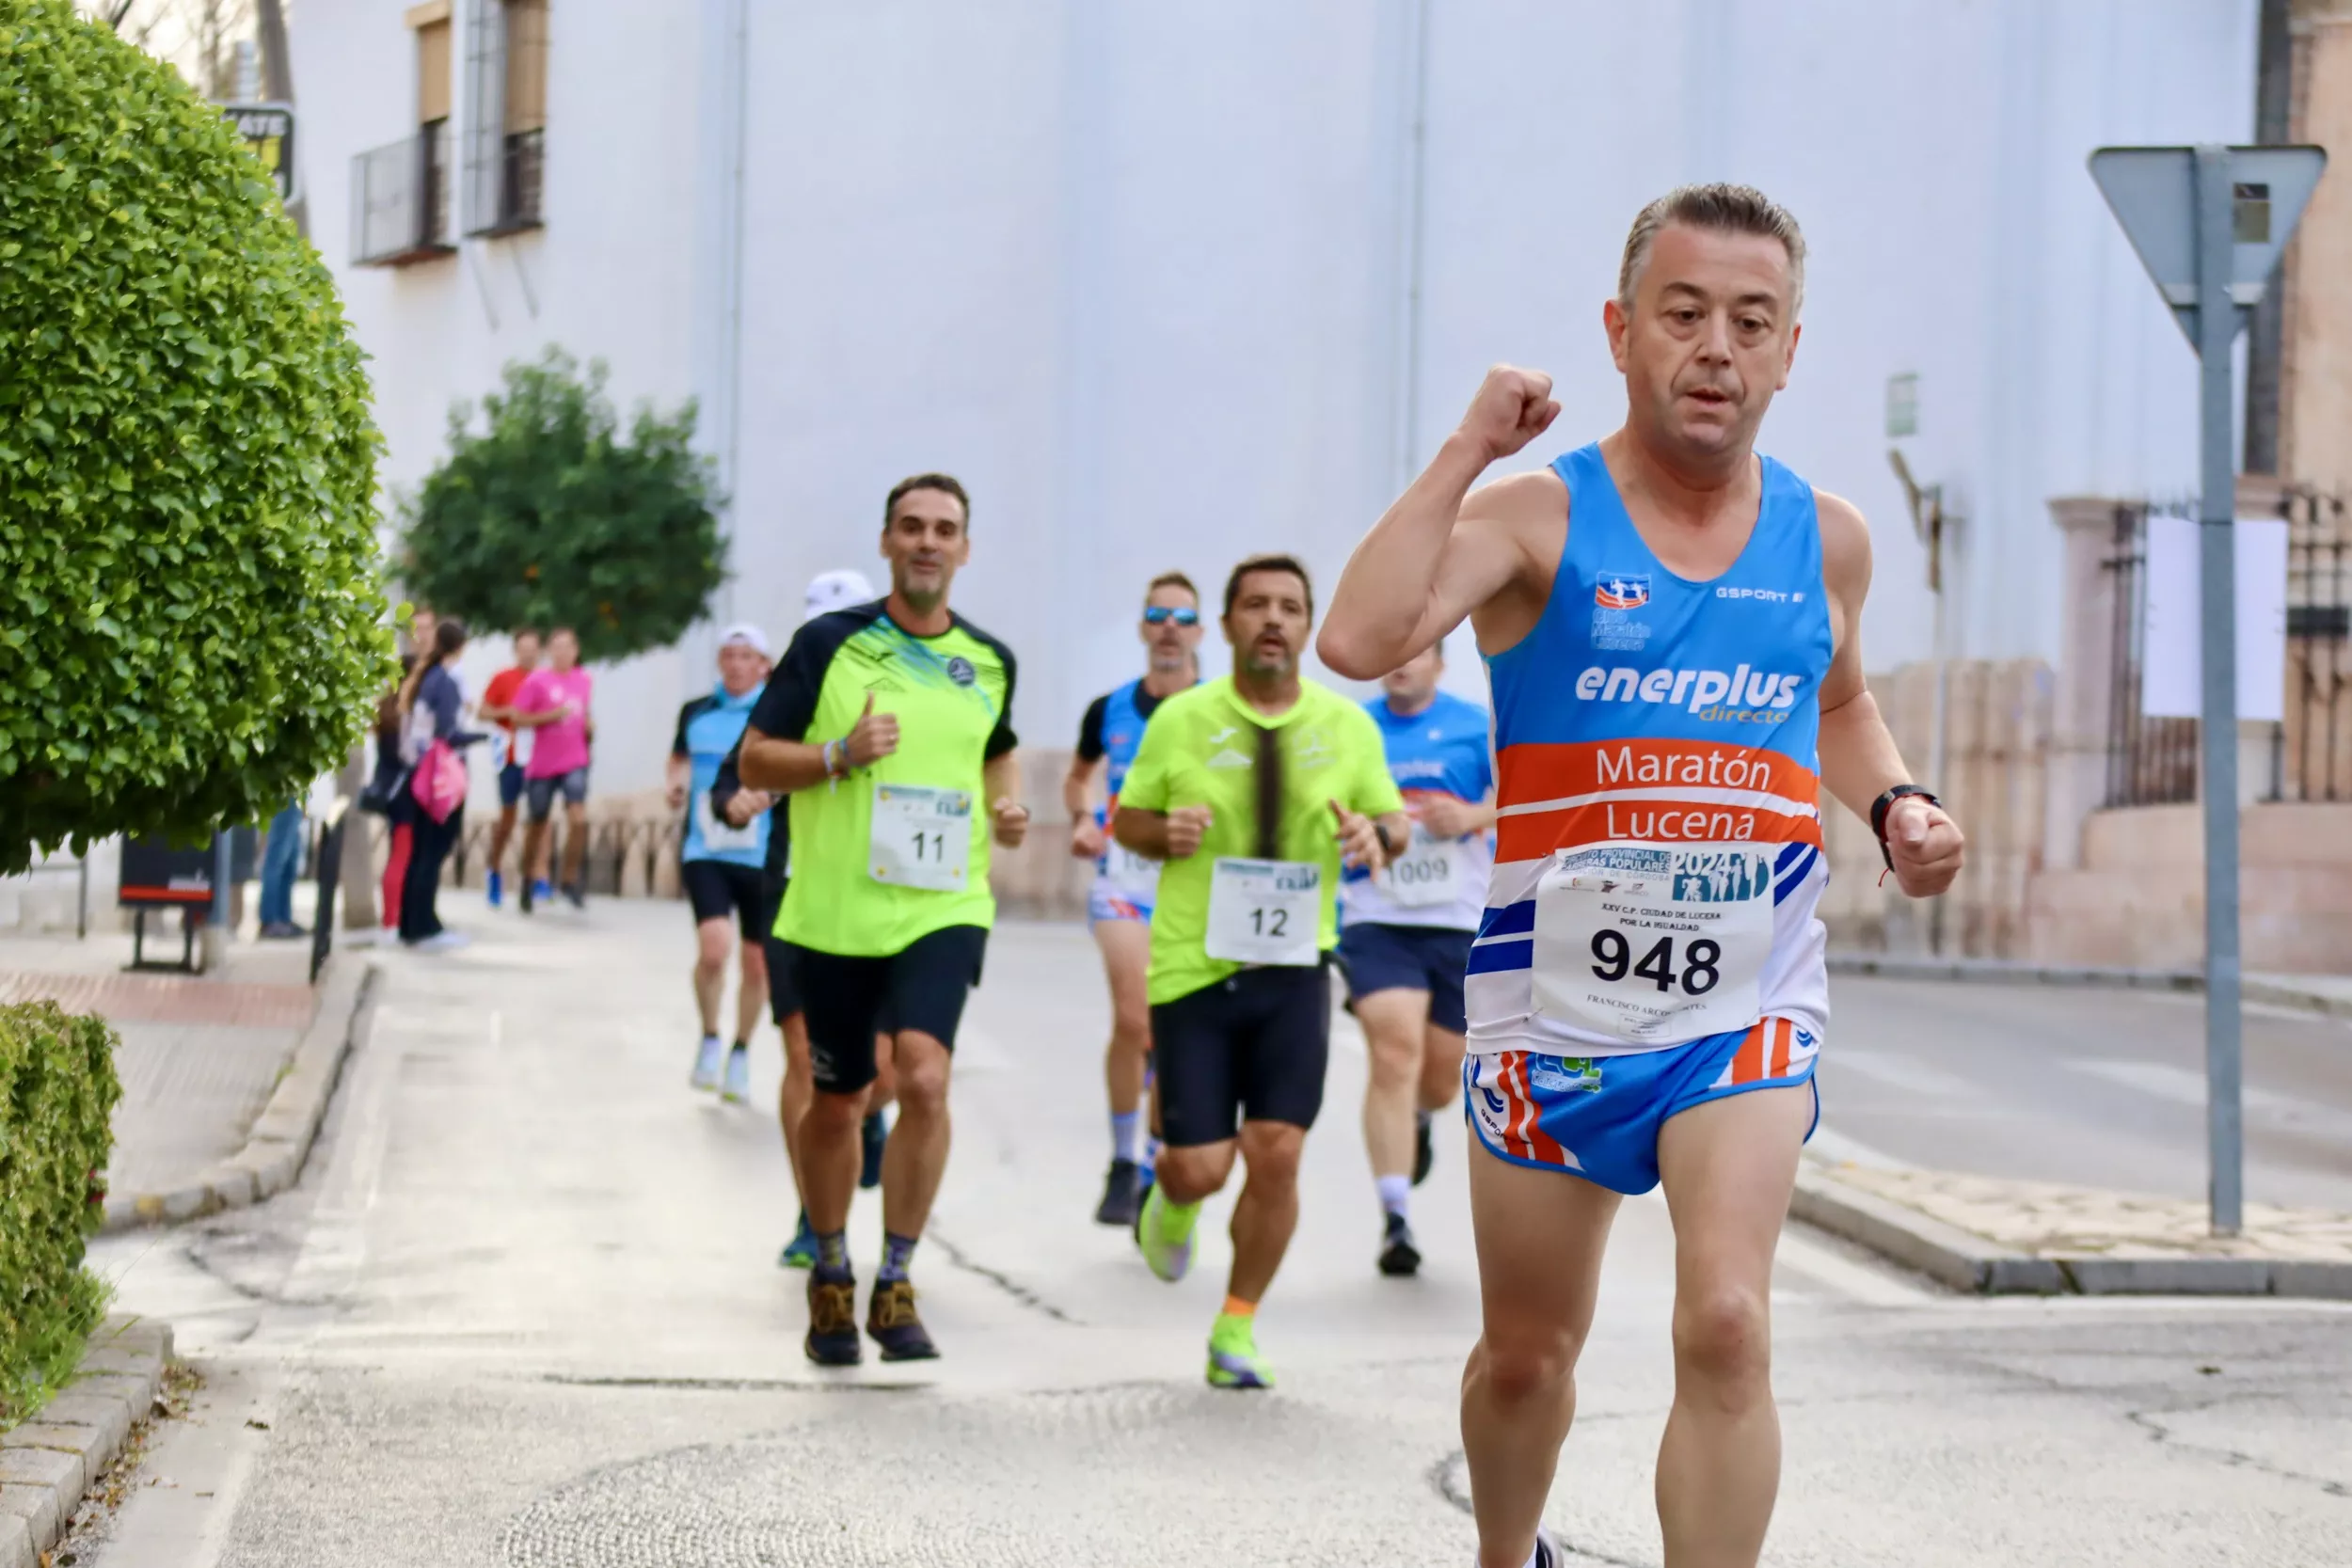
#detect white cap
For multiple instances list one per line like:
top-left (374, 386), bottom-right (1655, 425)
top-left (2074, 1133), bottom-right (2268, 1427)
top-left (803, 568), bottom-right (878, 623)
top-left (717, 623), bottom-right (771, 657)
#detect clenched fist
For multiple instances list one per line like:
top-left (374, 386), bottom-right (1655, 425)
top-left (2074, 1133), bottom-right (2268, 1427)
top-left (1070, 817), bottom-right (1108, 860)
top-left (1884, 796), bottom-right (1964, 898)
top-left (1457, 364), bottom-right (1561, 463)
top-left (992, 797), bottom-right (1030, 848)
top-left (1164, 804), bottom-right (1214, 859)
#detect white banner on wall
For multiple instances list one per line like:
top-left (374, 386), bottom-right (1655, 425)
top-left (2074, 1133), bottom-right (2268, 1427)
top-left (2139, 515), bottom-right (2288, 723)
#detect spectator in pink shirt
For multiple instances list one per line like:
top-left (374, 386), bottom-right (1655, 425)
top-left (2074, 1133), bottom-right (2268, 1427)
top-left (513, 626), bottom-right (595, 911)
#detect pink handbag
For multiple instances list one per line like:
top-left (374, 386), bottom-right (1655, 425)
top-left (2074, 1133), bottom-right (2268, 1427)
top-left (410, 739), bottom-right (467, 823)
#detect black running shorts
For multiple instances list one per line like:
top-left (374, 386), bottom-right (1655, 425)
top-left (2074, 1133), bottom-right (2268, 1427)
top-left (787, 925), bottom-right (989, 1095)
top-left (1151, 958), bottom-right (1331, 1148)
top-left (763, 937), bottom-right (803, 1025)
top-left (681, 858), bottom-right (773, 944)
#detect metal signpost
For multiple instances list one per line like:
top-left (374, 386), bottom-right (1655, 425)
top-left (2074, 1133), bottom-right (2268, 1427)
top-left (2089, 143), bottom-right (2326, 1235)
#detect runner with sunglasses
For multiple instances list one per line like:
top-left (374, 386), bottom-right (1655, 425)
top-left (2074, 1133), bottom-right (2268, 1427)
top-left (1063, 572), bottom-right (1203, 1227)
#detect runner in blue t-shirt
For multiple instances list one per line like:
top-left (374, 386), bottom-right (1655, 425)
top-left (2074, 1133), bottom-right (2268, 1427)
top-left (667, 625), bottom-right (776, 1102)
top-left (1337, 640), bottom-right (1496, 1276)
top-left (1061, 570), bottom-right (1202, 1227)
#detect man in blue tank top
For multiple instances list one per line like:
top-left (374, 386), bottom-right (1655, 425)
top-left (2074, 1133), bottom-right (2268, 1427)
top-left (1062, 571), bottom-right (1202, 1226)
top-left (1336, 640), bottom-right (1494, 1278)
top-left (667, 624), bottom-right (776, 1103)
top-left (1322, 184), bottom-right (1965, 1568)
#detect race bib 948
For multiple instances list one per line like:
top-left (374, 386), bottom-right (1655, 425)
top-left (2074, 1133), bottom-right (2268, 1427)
top-left (1528, 842), bottom-right (1773, 1046)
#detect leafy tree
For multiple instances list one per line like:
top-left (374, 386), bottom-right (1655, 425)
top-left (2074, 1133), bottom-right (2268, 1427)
top-left (0, 0), bottom-right (391, 876)
top-left (397, 350), bottom-right (727, 664)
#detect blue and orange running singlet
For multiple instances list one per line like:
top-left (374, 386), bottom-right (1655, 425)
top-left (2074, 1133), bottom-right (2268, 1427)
top-left (1466, 443), bottom-right (1836, 1060)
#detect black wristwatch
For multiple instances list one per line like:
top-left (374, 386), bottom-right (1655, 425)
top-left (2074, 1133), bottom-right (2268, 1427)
top-left (1869, 784), bottom-right (1940, 870)
top-left (1373, 820), bottom-right (1399, 858)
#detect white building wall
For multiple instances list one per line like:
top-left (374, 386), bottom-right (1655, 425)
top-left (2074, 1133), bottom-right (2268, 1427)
top-left (294, 0), bottom-right (2257, 792)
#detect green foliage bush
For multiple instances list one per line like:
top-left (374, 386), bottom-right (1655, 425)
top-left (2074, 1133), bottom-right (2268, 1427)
top-left (398, 349), bottom-right (727, 664)
top-left (0, 1002), bottom-right (119, 1427)
top-left (0, 0), bottom-right (392, 876)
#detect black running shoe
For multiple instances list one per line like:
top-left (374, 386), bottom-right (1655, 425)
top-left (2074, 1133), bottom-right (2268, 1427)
top-left (1534, 1528), bottom-right (1562, 1567)
top-left (1377, 1213), bottom-right (1422, 1277)
top-left (866, 1279), bottom-right (939, 1361)
top-left (561, 881), bottom-right (586, 910)
top-left (860, 1111), bottom-right (887, 1190)
top-left (517, 877), bottom-right (534, 914)
top-left (1412, 1115), bottom-right (1436, 1186)
top-left (805, 1274), bottom-right (862, 1366)
top-left (1094, 1157), bottom-right (1143, 1227)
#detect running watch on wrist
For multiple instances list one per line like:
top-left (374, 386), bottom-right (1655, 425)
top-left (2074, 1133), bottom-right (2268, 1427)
top-left (1869, 784), bottom-right (1940, 869)
top-left (1373, 820), bottom-right (1398, 858)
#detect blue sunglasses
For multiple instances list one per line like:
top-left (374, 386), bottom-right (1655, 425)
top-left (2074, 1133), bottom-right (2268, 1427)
top-left (1143, 606), bottom-right (1200, 626)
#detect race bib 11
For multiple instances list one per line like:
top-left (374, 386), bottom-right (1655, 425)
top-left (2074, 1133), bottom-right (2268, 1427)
top-left (869, 784), bottom-right (972, 892)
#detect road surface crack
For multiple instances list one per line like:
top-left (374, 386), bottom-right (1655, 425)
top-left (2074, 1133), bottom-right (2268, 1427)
top-left (923, 1230), bottom-right (1079, 1323)
top-left (1427, 1449), bottom-right (1653, 1567)
top-left (2126, 1403), bottom-right (2351, 1499)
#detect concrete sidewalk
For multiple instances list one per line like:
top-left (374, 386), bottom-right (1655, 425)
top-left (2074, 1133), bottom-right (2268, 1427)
top-left (0, 929), bottom-right (363, 1227)
top-left (1796, 1157), bottom-right (2352, 1297)
top-left (1826, 949), bottom-right (2352, 1020)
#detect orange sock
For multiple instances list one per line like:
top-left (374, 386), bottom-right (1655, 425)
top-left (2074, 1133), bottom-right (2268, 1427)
top-left (1219, 1294), bottom-right (1257, 1319)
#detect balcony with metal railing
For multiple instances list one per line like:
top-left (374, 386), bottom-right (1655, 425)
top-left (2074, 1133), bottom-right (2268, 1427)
top-left (350, 120), bottom-right (457, 267)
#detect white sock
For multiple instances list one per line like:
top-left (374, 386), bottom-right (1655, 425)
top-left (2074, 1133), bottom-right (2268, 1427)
top-left (1111, 1109), bottom-right (1141, 1164)
top-left (1376, 1173), bottom-right (1411, 1221)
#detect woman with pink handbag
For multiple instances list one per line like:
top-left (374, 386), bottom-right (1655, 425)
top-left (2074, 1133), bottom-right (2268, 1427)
top-left (401, 618), bottom-right (486, 951)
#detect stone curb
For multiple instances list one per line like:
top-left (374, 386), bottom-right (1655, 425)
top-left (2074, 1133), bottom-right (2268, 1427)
top-left (1792, 1164), bottom-right (2352, 1299)
top-left (100, 955), bottom-right (376, 1232)
top-left (0, 1315), bottom-right (171, 1568)
top-left (1827, 952), bottom-right (2352, 1022)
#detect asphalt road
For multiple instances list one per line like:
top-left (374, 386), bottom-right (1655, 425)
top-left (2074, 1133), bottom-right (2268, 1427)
top-left (73, 902), bottom-right (2352, 1566)
top-left (1821, 974), bottom-right (2352, 1212)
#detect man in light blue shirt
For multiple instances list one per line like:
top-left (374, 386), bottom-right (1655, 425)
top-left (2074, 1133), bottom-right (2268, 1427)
top-left (1337, 641), bottom-right (1495, 1277)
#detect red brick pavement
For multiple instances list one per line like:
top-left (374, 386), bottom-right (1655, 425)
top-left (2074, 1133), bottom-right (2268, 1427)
top-left (0, 970), bottom-right (317, 1030)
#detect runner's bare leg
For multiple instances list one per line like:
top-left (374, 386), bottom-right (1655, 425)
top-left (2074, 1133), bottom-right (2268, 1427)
top-left (1460, 1134), bottom-right (1619, 1568)
top-left (1653, 1084), bottom-right (1813, 1565)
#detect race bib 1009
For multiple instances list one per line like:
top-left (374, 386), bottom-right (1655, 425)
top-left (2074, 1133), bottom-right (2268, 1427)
top-left (1204, 857), bottom-right (1321, 966)
top-left (1102, 841), bottom-right (1162, 899)
top-left (868, 784), bottom-right (972, 892)
top-left (1528, 842), bottom-right (1773, 1045)
top-left (1384, 824), bottom-right (1465, 908)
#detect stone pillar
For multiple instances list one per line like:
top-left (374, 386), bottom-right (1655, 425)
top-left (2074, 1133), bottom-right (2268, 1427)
top-left (2043, 497), bottom-right (2123, 873)
top-left (2282, 6), bottom-right (2352, 493)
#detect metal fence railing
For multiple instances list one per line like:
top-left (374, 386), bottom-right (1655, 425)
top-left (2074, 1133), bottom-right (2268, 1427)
top-left (2277, 487), bottom-right (2351, 802)
top-left (2104, 487), bottom-right (2352, 807)
top-left (2103, 499), bottom-right (2201, 807)
top-left (351, 120), bottom-right (455, 266)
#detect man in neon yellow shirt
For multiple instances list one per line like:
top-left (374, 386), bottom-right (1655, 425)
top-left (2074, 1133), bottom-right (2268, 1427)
top-left (1114, 553), bottom-right (1408, 1389)
top-left (740, 473), bottom-right (1028, 1368)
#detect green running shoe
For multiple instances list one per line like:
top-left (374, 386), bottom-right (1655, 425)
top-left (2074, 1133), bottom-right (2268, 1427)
top-left (778, 1212), bottom-right (817, 1270)
top-left (1205, 1312), bottom-right (1274, 1391)
top-left (1134, 1181), bottom-right (1198, 1283)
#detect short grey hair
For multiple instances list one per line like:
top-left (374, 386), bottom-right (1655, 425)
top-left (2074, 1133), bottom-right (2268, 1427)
top-left (1617, 183), bottom-right (1806, 316)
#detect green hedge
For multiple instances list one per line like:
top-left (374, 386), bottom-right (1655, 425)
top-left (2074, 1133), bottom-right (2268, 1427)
top-left (0, 0), bottom-right (394, 875)
top-left (0, 1002), bottom-right (119, 1427)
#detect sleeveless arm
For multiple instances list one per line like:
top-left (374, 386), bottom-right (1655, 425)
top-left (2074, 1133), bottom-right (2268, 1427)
top-left (1320, 448), bottom-right (1563, 679)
